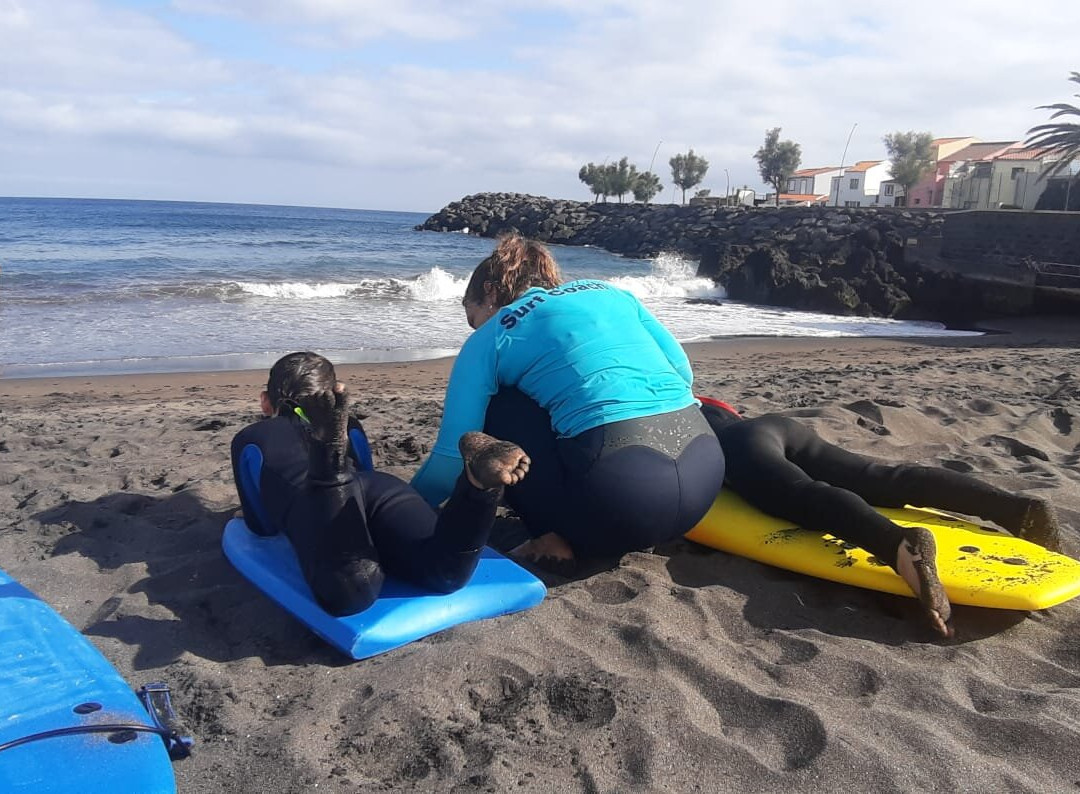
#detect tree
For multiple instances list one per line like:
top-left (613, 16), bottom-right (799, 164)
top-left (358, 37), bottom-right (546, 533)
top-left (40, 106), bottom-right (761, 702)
top-left (754, 128), bottom-right (801, 207)
top-left (669, 149), bottom-right (709, 204)
top-left (578, 162), bottom-right (610, 202)
top-left (632, 171), bottom-right (662, 203)
top-left (694, 188), bottom-right (711, 199)
top-left (882, 130), bottom-right (935, 201)
top-left (605, 157), bottom-right (638, 203)
top-left (1024, 71), bottom-right (1080, 180)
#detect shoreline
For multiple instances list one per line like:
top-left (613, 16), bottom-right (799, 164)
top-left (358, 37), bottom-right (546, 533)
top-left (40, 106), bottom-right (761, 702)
top-left (3, 319), bottom-right (1079, 791)
top-left (1, 312), bottom-right (1075, 386)
top-left (0, 326), bottom-right (989, 383)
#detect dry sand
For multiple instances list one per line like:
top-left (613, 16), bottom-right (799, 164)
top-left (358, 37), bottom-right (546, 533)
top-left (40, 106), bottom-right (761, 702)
top-left (2, 317), bottom-right (1080, 792)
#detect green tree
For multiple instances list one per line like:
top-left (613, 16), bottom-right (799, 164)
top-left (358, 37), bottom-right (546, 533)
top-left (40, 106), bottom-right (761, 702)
top-left (754, 128), bottom-right (801, 207)
top-left (578, 162), bottom-right (610, 202)
top-left (882, 130), bottom-right (935, 202)
top-left (669, 149), bottom-right (710, 204)
top-left (632, 171), bottom-right (663, 203)
top-left (604, 157), bottom-right (639, 203)
top-left (1024, 71), bottom-right (1080, 179)
top-left (694, 188), bottom-right (711, 199)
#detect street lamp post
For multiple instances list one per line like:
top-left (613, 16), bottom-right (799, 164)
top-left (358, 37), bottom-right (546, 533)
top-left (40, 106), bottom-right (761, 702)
top-left (648, 140), bottom-right (662, 177)
top-left (724, 168), bottom-right (730, 203)
top-left (834, 122), bottom-right (858, 206)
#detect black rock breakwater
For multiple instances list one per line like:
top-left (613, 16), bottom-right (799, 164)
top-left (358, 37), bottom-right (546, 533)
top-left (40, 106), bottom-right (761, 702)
top-left (417, 193), bottom-right (1020, 322)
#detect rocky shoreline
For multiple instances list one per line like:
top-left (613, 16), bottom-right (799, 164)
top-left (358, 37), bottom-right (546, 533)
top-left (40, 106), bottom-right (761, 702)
top-left (417, 193), bottom-right (1052, 323)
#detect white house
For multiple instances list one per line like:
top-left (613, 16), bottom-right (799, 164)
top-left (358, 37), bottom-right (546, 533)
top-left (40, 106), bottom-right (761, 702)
top-left (829, 161), bottom-right (893, 207)
top-left (876, 179), bottom-right (905, 207)
top-left (778, 167), bottom-right (842, 205)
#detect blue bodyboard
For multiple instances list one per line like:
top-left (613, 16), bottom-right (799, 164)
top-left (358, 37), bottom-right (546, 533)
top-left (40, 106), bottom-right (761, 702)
top-left (223, 425), bottom-right (546, 660)
top-left (0, 568), bottom-right (176, 793)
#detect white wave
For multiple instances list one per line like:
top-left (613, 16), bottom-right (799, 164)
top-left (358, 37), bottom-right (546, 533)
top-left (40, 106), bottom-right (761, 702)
top-left (400, 267), bottom-right (470, 302)
top-left (607, 252), bottom-right (725, 299)
top-left (234, 281), bottom-right (365, 299)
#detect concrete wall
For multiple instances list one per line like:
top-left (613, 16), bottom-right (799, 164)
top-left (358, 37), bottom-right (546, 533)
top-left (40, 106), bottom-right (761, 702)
top-left (940, 209), bottom-right (1080, 266)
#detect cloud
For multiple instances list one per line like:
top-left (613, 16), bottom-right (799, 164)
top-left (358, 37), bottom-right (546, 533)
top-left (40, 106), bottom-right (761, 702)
top-left (1, 0), bottom-right (231, 91)
top-left (170, 0), bottom-right (497, 44)
top-left (2, 0), bottom-right (1077, 209)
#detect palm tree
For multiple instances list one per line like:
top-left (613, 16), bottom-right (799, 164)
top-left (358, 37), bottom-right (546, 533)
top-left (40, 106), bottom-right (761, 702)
top-left (1024, 71), bottom-right (1080, 179)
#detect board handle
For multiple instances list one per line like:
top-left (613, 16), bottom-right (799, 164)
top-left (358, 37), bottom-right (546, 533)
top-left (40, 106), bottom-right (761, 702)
top-left (137, 682), bottom-right (194, 760)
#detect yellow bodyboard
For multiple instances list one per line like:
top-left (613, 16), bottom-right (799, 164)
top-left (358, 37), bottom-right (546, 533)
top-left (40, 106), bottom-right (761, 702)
top-left (685, 489), bottom-right (1080, 611)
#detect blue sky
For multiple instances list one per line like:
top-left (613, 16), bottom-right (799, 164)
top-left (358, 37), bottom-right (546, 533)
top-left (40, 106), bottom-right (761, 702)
top-left (2, 1), bottom-right (1076, 211)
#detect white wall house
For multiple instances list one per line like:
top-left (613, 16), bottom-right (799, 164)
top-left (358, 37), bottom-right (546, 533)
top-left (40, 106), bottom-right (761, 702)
top-left (779, 167), bottom-right (842, 205)
top-left (829, 160), bottom-right (893, 207)
top-left (877, 179), bottom-right (905, 207)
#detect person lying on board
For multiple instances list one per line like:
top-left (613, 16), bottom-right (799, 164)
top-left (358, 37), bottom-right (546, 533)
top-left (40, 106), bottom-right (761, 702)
top-left (699, 398), bottom-right (1061, 639)
top-left (230, 352), bottom-right (530, 616)
top-left (409, 234), bottom-right (725, 575)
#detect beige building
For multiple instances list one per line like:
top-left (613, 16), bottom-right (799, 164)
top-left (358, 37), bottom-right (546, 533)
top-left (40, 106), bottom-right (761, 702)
top-left (943, 143), bottom-right (1062, 209)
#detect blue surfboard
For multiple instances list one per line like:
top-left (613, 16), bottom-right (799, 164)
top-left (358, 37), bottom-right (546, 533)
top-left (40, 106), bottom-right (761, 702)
top-left (0, 568), bottom-right (176, 793)
top-left (223, 426), bottom-right (546, 660)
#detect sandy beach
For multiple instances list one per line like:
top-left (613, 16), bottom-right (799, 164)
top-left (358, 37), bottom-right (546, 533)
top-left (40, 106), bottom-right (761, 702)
top-left (3, 317), bottom-right (1080, 792)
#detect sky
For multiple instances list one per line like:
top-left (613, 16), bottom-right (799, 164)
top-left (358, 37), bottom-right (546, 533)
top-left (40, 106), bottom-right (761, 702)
top-left (2, 0), bottom-right (1077, 212)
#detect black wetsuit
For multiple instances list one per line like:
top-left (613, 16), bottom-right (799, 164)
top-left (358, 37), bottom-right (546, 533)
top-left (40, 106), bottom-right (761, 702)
top-left (230, 415), bottom-right (500, 616)
top-left (483, 388), bottom-right (725, 558)
top-left (701, 405), bottom-right (1048, 567)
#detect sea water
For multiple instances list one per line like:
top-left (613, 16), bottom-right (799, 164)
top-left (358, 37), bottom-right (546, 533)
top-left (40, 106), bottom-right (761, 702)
top-left (0, 197), bottom-right (975, 378)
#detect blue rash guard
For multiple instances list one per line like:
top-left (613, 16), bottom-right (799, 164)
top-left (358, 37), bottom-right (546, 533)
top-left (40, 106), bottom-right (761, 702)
top-left (411, 279), bottom-right (697, 506)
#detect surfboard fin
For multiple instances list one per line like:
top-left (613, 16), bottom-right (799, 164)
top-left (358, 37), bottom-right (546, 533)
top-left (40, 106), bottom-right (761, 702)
top-left (136, 682), bottom-right (194, 760)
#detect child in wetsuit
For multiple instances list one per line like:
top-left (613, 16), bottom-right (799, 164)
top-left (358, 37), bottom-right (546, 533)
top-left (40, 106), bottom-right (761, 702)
top-left (230, 352), bottom-right (530, 616)
top-left (700, 398), bottom-right (1061, 637)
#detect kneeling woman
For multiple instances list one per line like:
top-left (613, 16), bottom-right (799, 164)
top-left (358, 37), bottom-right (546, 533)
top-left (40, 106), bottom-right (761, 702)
top-left (410, 235), bottom-right (725, 568)
top-left (230, 352), bottom-right (530, 616)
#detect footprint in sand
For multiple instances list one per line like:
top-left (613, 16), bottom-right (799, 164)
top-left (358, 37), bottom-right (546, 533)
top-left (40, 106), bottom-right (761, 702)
top-left (985, 435), bottom-right (1050, 461)
top-left (1050, 407), bottom-right (1073, 436)
top-left (544, 674), bottom-right (617, 728)
top-left (843, 399), bottom-right (883, 425)
top-left (856, 416), bottom-right (891, 436)
top-left (968, 397), bottom-right (1000, 415)
top-left (658, 643), bottom-right (827, 771)
top-left (467, 665), bottom-right (618, 731)
top-left (965, 677), bottom-right (1048, 715)
top-left (586, 576), bottom-right (642, 605)
top-left (192, 418), bottom-right (229, 432)
top-left (771, 634), bottom-right (820, 665)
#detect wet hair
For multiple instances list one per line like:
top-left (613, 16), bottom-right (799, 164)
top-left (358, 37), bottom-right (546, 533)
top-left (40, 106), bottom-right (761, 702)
top-left (464, 234), bottom-right (563, 307)
top-left (266, 351), bottom-right (336, 416)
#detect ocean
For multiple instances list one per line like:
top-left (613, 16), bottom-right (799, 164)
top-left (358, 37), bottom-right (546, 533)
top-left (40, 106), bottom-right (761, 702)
top-left (0, 197), bottom-right (976, 378)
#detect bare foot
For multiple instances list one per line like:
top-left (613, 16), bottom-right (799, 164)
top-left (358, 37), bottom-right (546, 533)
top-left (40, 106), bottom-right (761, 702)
top-left (458, 431), bottom-right (530, 490)
top-left (302, 382), bottom-right (349, 442)
top-left (1018, 499), bottom-right (1061, 551)
top-left (510, 532), bottom-right (576, 576)
top-left (895, 527), bottom-right (954, 639)
top-left (303, 382), bottom-right (350, 481)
